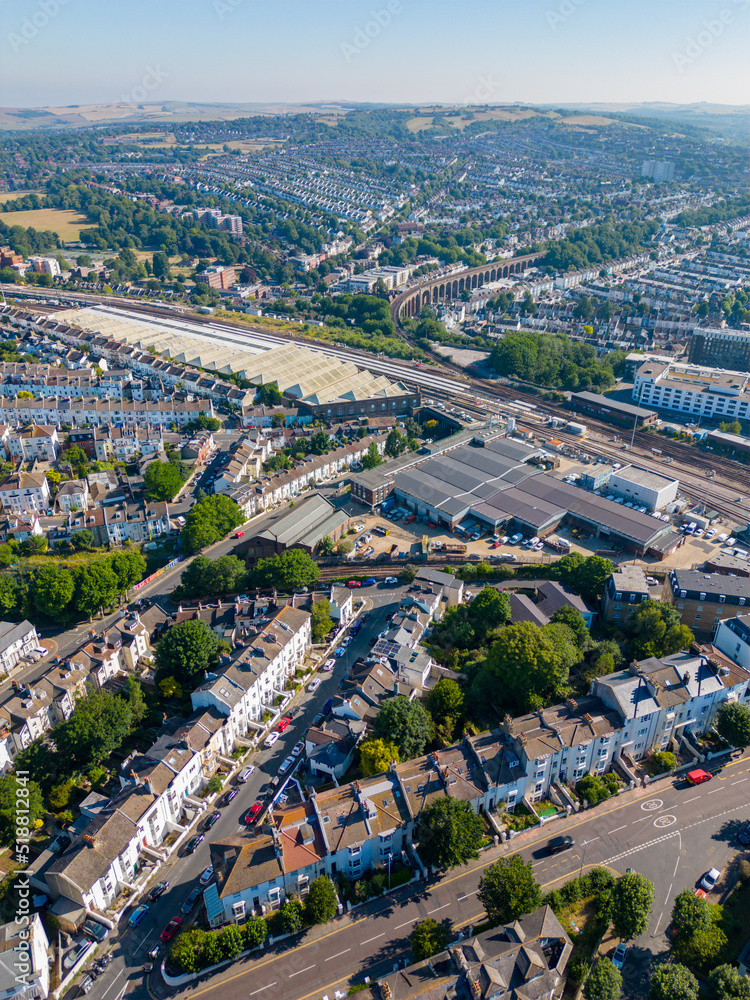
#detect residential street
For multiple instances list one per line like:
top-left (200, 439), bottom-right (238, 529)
top-left (87, 746), bottom-right (750, 1000)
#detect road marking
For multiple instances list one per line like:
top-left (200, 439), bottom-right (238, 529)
top-left (134, 931), bottom-right (154, 953)
top-left (101, 972), bottom-right (123, 999)
top-left (249, 984), bottom-right (277, 995)
top-left (362, 934), bottom-right (384, 945)
top-left (325, 949), bottom-right (351, 962)
top-left (394, 919), bottom-right (413, 929)
top-left (683, 795), bottom-right (700, 803)
top-left (708, 788), bottom-right (722, 794)
top-left (457, 890), bottom-right (478, 901)
top-left (665, 883), bottom-right (672, 905)
top-left (609, 825), bottom-right (627, 834)
top-left (428, 902), bottom-right (451, 914)
top-left (289, 966), bottom-right (316, 978)
top-left (731, 778), bottom-right (748, 785)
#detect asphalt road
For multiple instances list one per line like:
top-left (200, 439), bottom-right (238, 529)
top-left (104, 749), bottom-right (750, 1000)
top-left (72, 588), bottom-right (403, 1000)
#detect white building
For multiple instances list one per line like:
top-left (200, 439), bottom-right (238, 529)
top-left (633, 360), bottom-right (750, 422)
top-left (28, 256), bottom-right (61, 277)
top-left (0, 472), bottom-right (51, 515)
top-left (0, 620), bottom-right (39, 676)
top-left (6, 425), bottom-right (60, 463)
top-left (607, 465), bottom-right (679, 511)
top-left (0, 913), bottom-right (50, 1000)
top-left (714, 614), bottom-right (750, 672)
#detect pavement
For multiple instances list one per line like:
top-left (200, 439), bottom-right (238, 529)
top-left (85, 741), bottom-right (750, 1000)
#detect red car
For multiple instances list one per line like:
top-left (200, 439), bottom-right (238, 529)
top-left (277, 716), bottom-right (291, 732)
top-left (347, 580), bottom-right (362, 588)
top-left (245, 802), bottom-right (263, 824)
top-left (234, 531), bottom-right (245, 538)
top-left (160, 916), bottom-right (182, 942)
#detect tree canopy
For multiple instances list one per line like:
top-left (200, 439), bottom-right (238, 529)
top-left (182, 495), bottom-right (244, 554)
top-left (414, 797), bottom-right (484, 871)
top-left (716, 701), bottom-right (750, 749)
top-left (611, 872), bottom-right (654, 941)
top-left (622, 600), bottom-right (694, 659)
top-left (359, 739), bottom-right (400, 777)
top-left (583, 958), bottom-right (622, 1000)
top-left (649, 964), bottom-right (699, 1000)
top-left (478, 855), bottom-right (542, 925)
top-left (0, 775), bottom-right (44, 847)
top-left (305, 876), bottom-right (338, 924)
top-left (373, 697), bottom-right (432, 760)
top-left (250, 549), bottom-right (321, 592)
top-left (53, 689), bottom-right (134, 769)
top-left (410, 919), bottom-right (451, 961)
top-left (155, 619), bottom-right (221, 688)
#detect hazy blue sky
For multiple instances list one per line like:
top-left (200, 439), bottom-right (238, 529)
top-left (2, 0), bottom-right (748, 108)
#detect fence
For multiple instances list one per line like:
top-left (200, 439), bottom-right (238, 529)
top-left (133, 556), bottom-right (183, 592)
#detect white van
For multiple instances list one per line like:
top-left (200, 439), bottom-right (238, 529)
top-left (237, 766), bottom-right (255, 783)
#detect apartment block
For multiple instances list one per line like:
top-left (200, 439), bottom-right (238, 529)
top-left (601, 566), bottom-right (651, 623)
top-left (662, 568), bottom-right (749, 639)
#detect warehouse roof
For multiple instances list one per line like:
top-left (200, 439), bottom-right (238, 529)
top-left (611, 464), bottom-right (678, 490)
top-left (254, 494), bottom-right (348, 550)
top-left (570, 391), bottom-right (657, 418)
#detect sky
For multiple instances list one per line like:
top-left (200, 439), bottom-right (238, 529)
top-left (2, 0), bottom-right (749, 109)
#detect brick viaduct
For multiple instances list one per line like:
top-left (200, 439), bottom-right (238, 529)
top-left (390, 250), bottom-right (547, 322)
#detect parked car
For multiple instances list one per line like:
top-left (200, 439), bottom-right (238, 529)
top-left (160, 917), bottom-right (182, 943)
top-left (238, 766), bottom-right (255, 782)
top-left (308, 678), bottom-right (321, 692)
top-left (79, 976), bottom-right (94, 994)
top-left (323, 658), bottom-right (336, 670)
top-left (347, 580), bottom-right (362, 588)
top-left (701, 867), bottom-right (721, 891)
top-left (334, 646), bottom-right (346, 657)
top-left (547, 836), bottom-right (575, 855)
top-left (383, 576), bottom-right (399, 585)
top-left (278, 756), bottom-right (295, 775)
top-left (245, 802), bottom-right (264, 824)
top-left (148, 881), bottom-right (169, 902)
top-left (264, 732), bottom-right (280, 748)
top-left (82, 919), bottom-right (109, 942)
top-left (223, 788), bottom-right (238, 805)
top-left (181, 887), bottom-right (202, 914)
top-left (199, 867), bottom-right (215, 887)
top-left (738, 824), bottom-right (750, 846)
top-left (234, 531), bottom-right (245, 538)
top-left (128, 905), bottom-right (150, 929)
top-left (203, 811), bottom-right (221, 831)
top-left (277, 716), bottom-right (291, 732)
top-left (291, 741), bottom-right (305, 757)
top-left (184, 834), bottom-right (204, 854)
top-left (612, 943), bottom-right (628, 970)
top-left (363, 577), bottom-right (377, 587)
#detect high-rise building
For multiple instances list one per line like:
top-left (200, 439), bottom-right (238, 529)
top-left (641, 160), bottom-right (675, 183)
top-left (688, 328), bottom-right (750, 371)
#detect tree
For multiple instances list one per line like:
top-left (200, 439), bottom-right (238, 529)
top-left (478, 855), bottom-right (542, 925)
top-left (373, 697), bottom-right (432, 760)
top-left (716, 701), bottom-right (750, 749)
top-left (53, 690), bottom-right (133, 769)
top-left (28, 565), bottom-right (75, 621)
top-left (152, 251), bottom-right (171, 279)
top-left (128, 678), bottom-right (147, 724)
top-left (414, 797), bottom-right (484, 871)
top-left (550, 606), bottom-right (589, 649)
top-left (611, 872), bottom-right (654, 941)
top-left (252, 549), bottom-right (320, 592)
top-left (670, 888), bottom-right (713, 944)
top-left (318, 536), bottom-right (335, 556)
top-left (182, 495), bottom-right (244, 555)
top-left (305, 876), bottom-right (338, 924)
top-left (159, 676), bottom-right (183, 700)
top-left (650, 751), bottom-right (677, 774)
top-left (624, 600), bottom-right (694, 659)
top-left (71, 529), bottom-right (96, 551)
top-left (649, 964), bottom-right (699, 1000)
top-left (410, 919), bottom-right (450, 961)
top-left (144, 460), bottom-right (184, 502)
top-left (426, 679), bottom-right (464, 740)
top-left (243, 915), bottom-right (268, 949)
top-left (310, 600), bottom-right (333, 643)
top-left (109, 550), bottom-right (147, 594)
top-left (558, 554), bottom-right (613, 604)
top-left (676, 923), bottom-right (728, 974)
top-left (707, 964), bottom-right (750, 1000)
top-left (155, 619), bottom-right (221, 689)
top-left (209, 555), bottom-right (247, 596)
top-left (278, 899), bottom-right (303, 934)
top-left (583, 959), bottom-right (622, 1000)
top-left (256, 384), bottom-right (284, 406)
top-left (359, 739), bottom-right (400, 777)
top-left (170, 930), bottom-right (203, 973)
top-left (0, 775), bottom-right (44, 846)
top-left (576, 773), bottom-right (619, 806)
top-left (72, 561), bottom-right (119, 617)
top-left (361, 442), bottom-right (383, 469)
top-left (385, 429), bottom-right (407, 458)
top-left (0, 576), bottom-right (18, 616)
top-left (336, 539), bottom-right (354, 556)
top-left (477, 622), bottom-right (570, 714)
top-left (217, 924), bottom-right (243, 960)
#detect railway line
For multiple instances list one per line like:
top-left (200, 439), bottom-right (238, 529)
top-left (4, 287), bottom-right (749, 528)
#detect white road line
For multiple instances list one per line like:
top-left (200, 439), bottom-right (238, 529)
top-left (394, 919), bottom-right (413, 929)
top-left (665, 883), bottom-right (672, 905)
top-left (683, 795), bottom-right (700, 803)
top-left (609, 825), bottom-right (627, 834)
top-left (731, 778), bottom-right (748, 784)
top-left (249, 984), bottom-right (277, 996)
top-left (134, 932), bottom-right (154, 954)
top-left (101, 972), bottom-right (123, 999)
top-left (428, 903), bottom-right (451, 914)
top-left (708, 788), bottom-right (722, 794)
top-left (362, 934), bottom-right (384, 945)
top-left (584, 837), bottom-right (600, 844)
top-left (457, 890), bottom-right (478, 901)
top-left (326, 949), bottom-right (351, 962)
top-left (289, 966), bottom-right (316, 978)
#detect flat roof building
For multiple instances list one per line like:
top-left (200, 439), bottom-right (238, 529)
top-left (240, 494), bottom-right (349, 559)
top-left (608, 464), bottom-right (679, 511)
top-left (569, 391), bottom-right (658, 428)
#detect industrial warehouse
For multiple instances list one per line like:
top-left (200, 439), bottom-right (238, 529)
top-left (350, 432), bottom-right (673, 555)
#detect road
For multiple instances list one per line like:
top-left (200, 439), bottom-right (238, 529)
top-left (101, 748), bottom-right (750, 1000)
top-left (74, 587), bottom-right (403, 1000)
